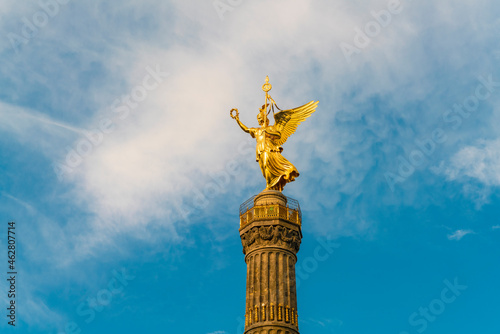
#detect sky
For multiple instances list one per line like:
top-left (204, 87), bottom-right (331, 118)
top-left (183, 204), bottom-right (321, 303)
top-left (0, 0), bottom-right (499, 333)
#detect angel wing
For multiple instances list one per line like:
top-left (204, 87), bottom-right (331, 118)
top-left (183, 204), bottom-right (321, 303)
top-left (272, 100), bottom-right (318, 146)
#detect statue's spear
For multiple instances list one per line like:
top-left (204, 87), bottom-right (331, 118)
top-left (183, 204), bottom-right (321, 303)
top-left (262, 75), bottom-right (272, 125)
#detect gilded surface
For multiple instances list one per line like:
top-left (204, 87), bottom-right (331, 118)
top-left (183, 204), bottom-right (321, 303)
top-left (231, 76), bottom-right (318, 191)
top-left (245, 303), bottom-right (298, 330)
top-left (240, 203), bottom-right (301, 228)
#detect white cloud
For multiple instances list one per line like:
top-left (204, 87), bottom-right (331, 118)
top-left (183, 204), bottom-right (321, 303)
top-left (2, 0), bottom-right (500, 256)
top-left (0, 101), bottom-right (81, 154)
top-left (445, 139), bottom-right (500, 186)
top-left (303, 316), bottom-right (343, 328)
top-left (3, 1), bottom-right (500, 331)
top-left (447, 229), bottom-right (474, 241)
top-left (444, 139), bottom-right (500, 207)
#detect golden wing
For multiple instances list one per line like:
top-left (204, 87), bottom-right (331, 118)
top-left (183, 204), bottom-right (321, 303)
top-left (272, 101), bottom-right (318, 146)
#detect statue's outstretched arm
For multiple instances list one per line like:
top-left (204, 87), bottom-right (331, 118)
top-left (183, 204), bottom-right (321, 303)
top-left (231, 108), bottom-right (254, 136)
top-left (235, 118), bottom-right (250, 134)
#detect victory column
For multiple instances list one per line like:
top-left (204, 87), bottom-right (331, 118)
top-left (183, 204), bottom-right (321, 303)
top-left (231, 77), bottom-right (318, 334)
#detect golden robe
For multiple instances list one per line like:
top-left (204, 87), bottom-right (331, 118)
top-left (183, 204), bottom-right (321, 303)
top-left (250, 126), bottom-right (299, 191)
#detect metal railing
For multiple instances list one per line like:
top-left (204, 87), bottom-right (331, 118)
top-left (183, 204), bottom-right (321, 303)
top-left (239, 194), bottom-right (302, 227)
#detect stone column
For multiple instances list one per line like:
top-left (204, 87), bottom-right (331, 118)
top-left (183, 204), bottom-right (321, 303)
top-left (239, 190), bottom-right (302, 334)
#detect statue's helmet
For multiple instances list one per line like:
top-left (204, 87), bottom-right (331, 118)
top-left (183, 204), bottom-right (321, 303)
top-left (257, 105), bottom-right (268, 124)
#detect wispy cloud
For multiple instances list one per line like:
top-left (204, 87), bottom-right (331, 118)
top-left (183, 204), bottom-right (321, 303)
top-left (448, 229), bottom-right (474, 241)
top-left (1, 0), bottom-right (499, 271)
top-left (445, 139), bottom-right (500, 186)
top-left (0, 0), bottom-right (496, 258)
top-left (2, 192), bottom-right (36, 214)
top-left (303, 316), bottom-right (343, 329)
top-left (0, 101), bottom-right (82, 158)
top-left (0, 1), bottom-right (499, 333)
top-left (0, 101), bottom-right (83, 134)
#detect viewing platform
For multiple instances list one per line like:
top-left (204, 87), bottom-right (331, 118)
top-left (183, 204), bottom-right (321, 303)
top-left (239, 193), bottom-right (302, 228)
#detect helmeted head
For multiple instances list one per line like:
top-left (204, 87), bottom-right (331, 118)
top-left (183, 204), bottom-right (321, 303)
top-left (257, 105), bottom-right (269, 126)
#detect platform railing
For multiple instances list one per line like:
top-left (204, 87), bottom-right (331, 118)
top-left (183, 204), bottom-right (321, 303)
top-left (239, 195), bottom-right (302, 227)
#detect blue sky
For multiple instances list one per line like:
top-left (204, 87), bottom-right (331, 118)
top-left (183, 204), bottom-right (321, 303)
top-left (0, 0), bottom-right (499, 333)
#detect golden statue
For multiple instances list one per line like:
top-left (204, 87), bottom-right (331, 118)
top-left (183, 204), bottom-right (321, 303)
top-left (230, 76), bottom-right (318, 191)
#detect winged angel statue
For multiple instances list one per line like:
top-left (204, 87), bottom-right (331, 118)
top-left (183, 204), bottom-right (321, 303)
top-left (230, 76), bottom-right (318, 191)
